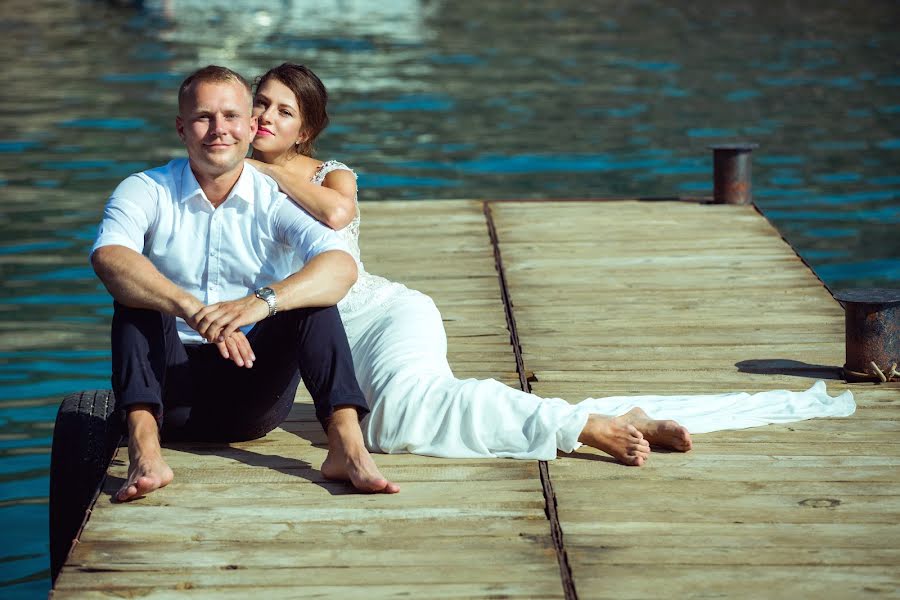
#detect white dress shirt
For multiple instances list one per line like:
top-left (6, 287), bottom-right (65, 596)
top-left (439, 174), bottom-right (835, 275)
top-left (92, 158), bottom-right (349, 344)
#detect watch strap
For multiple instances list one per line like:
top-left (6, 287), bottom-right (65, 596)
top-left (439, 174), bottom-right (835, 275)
top-left (254, 287), bottom-right (277, 317)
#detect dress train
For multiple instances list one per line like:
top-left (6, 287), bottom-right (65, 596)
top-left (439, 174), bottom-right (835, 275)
top-left (313, 159), bottom-right (855, 461)
top-left (343, 291), bottom-right (855, 461)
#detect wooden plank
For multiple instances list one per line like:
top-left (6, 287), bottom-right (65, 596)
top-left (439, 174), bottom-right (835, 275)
top-left (567, 566), bottom-right (899, 599)
top-left (491, 200), bottom-right (899, 599)
top-left (54, 200), bottom-right (564, 599)
top-left (56, 199), bottom-right (898, 599)
top-left (53, 583), bottom-right (564, 599)
top-left (66, 536), bottom-right (558, 569)
top-left (564, 541), bottom-right (900, 566)
top-left (559, 521), bottom-right (900, 543)
top-left (54, 566), bottom-right (563, 591)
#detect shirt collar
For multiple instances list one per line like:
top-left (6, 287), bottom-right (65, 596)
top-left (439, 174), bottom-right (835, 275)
top-left (178, 159), bottom-right (256, 206)
top-left (229, 163), bottom-right (256, 205)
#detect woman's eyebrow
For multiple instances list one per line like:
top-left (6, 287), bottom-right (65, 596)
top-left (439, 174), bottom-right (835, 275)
top-left (256, 93), bottom-right (297, 110)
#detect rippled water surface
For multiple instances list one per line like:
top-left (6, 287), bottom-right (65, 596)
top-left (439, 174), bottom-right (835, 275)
top-left (0, 0), bottom-right (898, 596)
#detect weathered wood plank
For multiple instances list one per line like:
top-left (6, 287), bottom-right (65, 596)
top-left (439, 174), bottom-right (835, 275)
top-left (53, 583), bottom-right (564, 599)
top-left (54, 565), bottom-right (563, 591)
top-left (56, 199), bottom-right (898, 599)
top-left (569, 566), bottom-right (898, 599)
top-left (54, 200), bottom-right (563, 599)
top-left (491, 200), bottom-right (899, 599)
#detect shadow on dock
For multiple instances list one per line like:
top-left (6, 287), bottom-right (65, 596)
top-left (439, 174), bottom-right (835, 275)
top-left (735, 359), bottom-right (843, 380)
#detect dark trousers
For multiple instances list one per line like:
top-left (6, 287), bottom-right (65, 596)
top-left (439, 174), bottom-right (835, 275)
top-left (110, 302), bottom-right (369, 442)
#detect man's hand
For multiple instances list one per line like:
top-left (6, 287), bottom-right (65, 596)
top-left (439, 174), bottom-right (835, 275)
top-left (188, 295), bottom-right (269, 367)
top-left (214, 330), bottom-right (256, 368)
top-left (191, 294), bottom-right (269, 342)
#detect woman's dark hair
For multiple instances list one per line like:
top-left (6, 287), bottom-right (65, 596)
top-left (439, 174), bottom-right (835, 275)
top-left (255, 63), bottom-right (329, 157)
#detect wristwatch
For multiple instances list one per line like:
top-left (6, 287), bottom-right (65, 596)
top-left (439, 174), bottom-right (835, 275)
top-left (254, 286), bottom-right (277, 317)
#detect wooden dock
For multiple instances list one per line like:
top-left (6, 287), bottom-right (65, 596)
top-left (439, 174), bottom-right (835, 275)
top-left (52, 200), bottom-right (899, 599)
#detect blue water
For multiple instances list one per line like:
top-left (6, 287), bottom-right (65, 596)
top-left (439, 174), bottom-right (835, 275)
top-left (0, 0), bottom-right (898, 597)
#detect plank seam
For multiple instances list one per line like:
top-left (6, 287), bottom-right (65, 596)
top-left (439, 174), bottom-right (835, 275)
top-left (483, 201), bottom-right (578, 600)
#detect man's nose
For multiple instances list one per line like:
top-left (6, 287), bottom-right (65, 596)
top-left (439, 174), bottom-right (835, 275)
top-left (210, 116), bottom-right (227, 134)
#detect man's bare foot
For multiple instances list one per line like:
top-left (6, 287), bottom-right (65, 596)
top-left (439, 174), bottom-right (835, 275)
top-left (321, 407), bottom-right (399, 494)
top-left (619, 407), bottom-right (693, 452)
top-left (578, 415), bottom-right (651, 466)
top-left (116, 406), bottom-right (174, 502)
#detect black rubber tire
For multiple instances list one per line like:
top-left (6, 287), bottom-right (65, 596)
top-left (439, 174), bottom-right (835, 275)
top-left (49, 390), bottom-right (122, 583)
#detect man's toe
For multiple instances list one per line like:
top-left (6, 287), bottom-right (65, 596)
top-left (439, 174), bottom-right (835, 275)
top-left (116, 484), bottom-right (137, 502)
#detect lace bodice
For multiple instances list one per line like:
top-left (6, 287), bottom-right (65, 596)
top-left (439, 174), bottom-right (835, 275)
top-left (312, 160), bottom-right (364, 267)
top-left (311, 160), bottom-right (413, 318)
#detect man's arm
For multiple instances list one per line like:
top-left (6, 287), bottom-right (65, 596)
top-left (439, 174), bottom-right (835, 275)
top-left (91, 176), bottom-right (202, 318)
top-left (92, 245), bottom-right (203, 319)
top-left (192, 249), bottom-right (358, 343)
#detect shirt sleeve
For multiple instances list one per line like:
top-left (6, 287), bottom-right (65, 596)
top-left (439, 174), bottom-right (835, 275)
top-left (90, 175), bottom-right (156, 258)
top-left (271, 193), bottom-right (350, 264)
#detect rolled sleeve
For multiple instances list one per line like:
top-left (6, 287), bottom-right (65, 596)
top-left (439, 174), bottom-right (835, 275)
top-left (91, 175), bottom-right (156, 258)
top-left (273, 194), bottom-right (350, 263)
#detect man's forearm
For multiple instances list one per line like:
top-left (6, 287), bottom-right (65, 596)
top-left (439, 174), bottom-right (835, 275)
top-left (270, 250), bottom-right (358, 311)
top-left (92, 245), bottom-right (202, 319)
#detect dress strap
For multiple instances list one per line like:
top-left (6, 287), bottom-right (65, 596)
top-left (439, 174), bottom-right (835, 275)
top-left (313, 160), bottom-right (357, 184)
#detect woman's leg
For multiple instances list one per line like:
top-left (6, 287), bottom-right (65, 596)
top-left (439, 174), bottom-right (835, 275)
top-left (345, 293), bottom-right (649, 463)
top-left (345, 293), bottom-right (854, 463)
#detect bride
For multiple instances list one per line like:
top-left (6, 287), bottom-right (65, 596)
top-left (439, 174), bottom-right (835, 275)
top-left (245, 63), bottom-right (855, 473)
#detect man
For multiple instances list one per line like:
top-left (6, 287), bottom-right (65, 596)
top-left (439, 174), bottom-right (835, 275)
top-left (91, 65), bottom-right (399, 499)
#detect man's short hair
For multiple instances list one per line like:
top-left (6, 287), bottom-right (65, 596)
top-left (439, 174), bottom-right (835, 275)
top-left (178, 65), bottom-right (252, 113)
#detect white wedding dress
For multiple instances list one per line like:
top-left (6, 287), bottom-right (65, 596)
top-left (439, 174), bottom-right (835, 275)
top-left (313, 161), bottom-right (856, 460)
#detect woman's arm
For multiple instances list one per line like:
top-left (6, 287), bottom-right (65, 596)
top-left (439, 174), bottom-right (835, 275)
top-left (247, 158), bottom-right (356, 230)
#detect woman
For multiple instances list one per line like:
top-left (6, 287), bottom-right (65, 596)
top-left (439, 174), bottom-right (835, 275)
top-left (246, 63), bottom-right (855, 466)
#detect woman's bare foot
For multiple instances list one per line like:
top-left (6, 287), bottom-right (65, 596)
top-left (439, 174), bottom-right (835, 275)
top-left (619, 407), bottom-right (692, 452)
top-left (116, 406), bottom-right (174, 502)
top-left (322, 407), bottom-right (399, 494)
top-left (578, 415), bottom-right (651, 466)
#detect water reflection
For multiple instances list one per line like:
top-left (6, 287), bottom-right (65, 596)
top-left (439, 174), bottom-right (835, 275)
top-left (0, 0), bottom-right (898, 596)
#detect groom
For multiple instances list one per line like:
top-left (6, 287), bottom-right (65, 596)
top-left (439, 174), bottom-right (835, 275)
top-left (91, 65), bottom-right (398, 498)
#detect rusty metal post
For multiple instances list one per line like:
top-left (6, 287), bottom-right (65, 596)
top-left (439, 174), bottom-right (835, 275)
top-left (710, 143), bottom-right (758, 205)
top-left (834, 288), bottom-right (900, 383)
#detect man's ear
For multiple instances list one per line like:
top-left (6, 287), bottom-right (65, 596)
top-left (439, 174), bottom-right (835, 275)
top-left (250, 114), bottom-right (259, 136)
top-left (175, 115), bottom-right (185, 141)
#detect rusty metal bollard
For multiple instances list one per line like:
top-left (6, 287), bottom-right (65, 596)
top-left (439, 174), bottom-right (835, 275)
top-left (710, 143), bottom-right (758, 205)
top-left (834, 288), bottom-right (900, 383)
